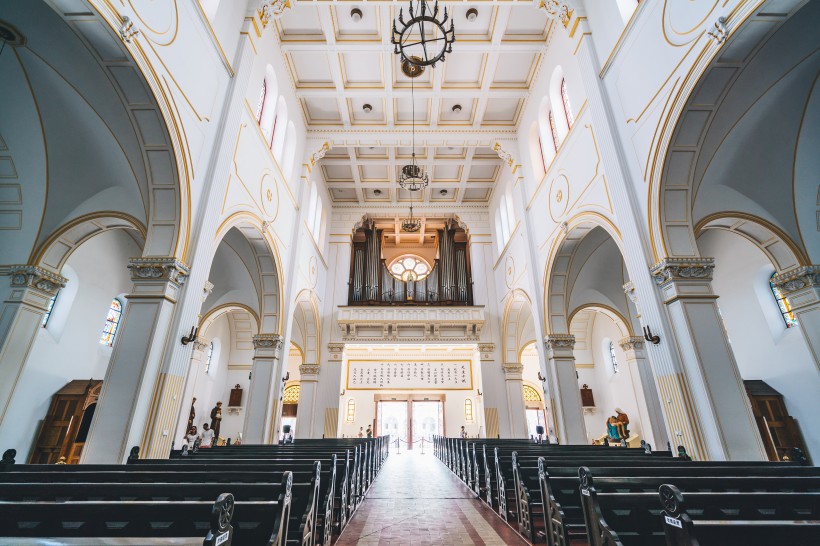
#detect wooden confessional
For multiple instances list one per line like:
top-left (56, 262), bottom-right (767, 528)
top-left (744, 380), bottom-right (809, 463)
top-left (29, 379), bottom-right (102, 464)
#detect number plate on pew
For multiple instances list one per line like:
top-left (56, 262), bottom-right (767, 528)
top-left (216, 531), bottom-right (229, 545)
top-left (664, 516), bottom-right (683, 528)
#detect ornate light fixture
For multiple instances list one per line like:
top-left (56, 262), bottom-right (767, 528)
top-left (391, 0), bottom-right (455, 68)
top-left (401, 202), bottom-right (422, 233)
top-left (397, 51), bottom-right (429, 192)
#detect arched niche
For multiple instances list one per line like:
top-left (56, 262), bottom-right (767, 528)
top-left (502, 289), bottom-right (537, 367)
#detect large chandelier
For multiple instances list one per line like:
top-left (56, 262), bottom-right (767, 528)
top-left (392, 0), bottom-right (455, 68)
top-left (399, 161), bottom-right (428, 192)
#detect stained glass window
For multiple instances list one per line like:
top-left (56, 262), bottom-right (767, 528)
top-left (561, 78), bottom-right (574, 129)
top-left (256, 80), bottom-right (266, 123)
top-left (42, 292), bottom-right (58, 328)
top-left (205, 341), bottom-right (214, 374)
top-left (549, 110), bottom-right (560, 152)
top-left (609, 341), bottom-right (619, 374)
top-left (346, 398), bottom-right (356, 422)
top-left (388, 254), bottom-right (432, 282)
top-left (99, 298), bottom-right (123, 346)
top-left (770, 275), bottom-right (798, 328)
top-left (464, 398), bottom-right (474, 422)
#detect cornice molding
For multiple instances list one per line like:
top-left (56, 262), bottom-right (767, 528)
top-left (650, 258), bottom-right (715, 286)
top-left (771, 265), bottom-right (820, 296)
top-left (127, 257), bottom-right (190, 286)
top-left (4, 265), bottom-right (67, 295)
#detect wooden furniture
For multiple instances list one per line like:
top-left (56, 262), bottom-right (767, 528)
top-left (29, 379), bottom-right (101, 464)
top-left (745, 380), bottom-right (809, 463)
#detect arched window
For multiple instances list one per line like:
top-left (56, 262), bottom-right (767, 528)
top-left (346, 398), bottom-right (356, 422)
top-left (522, 384), bottom-right (542, 402)
top-left (312, 199), bottom-right (323, 239)
top-left (256, 79), bottom-right (267, 123)
top-left (205, 341), bottom-right (214, 374)
top-left (769, 275), bottom-right (797, 328)
top-left (283, 384), bottom-right (301, 404)
top-left (549, 110), bottom-right (560, 152)
top-left (560, 78), bottom-right (574, 129)
top-left (464, 398), bottom-right (474, 423)
top-left (282, 121), bottom-right (297, 180)
top-left (99, 298), bottom-right (123, 346)
top-left (271, 98), bottom-right (289, 159)
top-left (609, 341), bottom-right (619, 374)
top-left (42, 291), bottom-right (59, 328)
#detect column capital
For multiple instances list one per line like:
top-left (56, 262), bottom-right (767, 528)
top-left (258, 0), bottom-right (291, 27)
top-left (478, 342), bottom-right (495, 360)
top-left (299, 364), bottom-right (320, 376)
top-left (535, 0), bottom-right (574, 28)
top-left (623, 281), bottom-right (638, 303)
top-left (502, 363), bottom-right (524, 376)
top-left (202, 280), bottom-right (214, 303)
top-left (127, 257), bottom-right (190, 286)
top-left (618, 336), bottom-right (645, 352)
top-left (4, 265), bottom-right (67, 295)
top-left (771, 265), bottom-right (820, 296)
top-left (253, 333), bottom-right (283, 352)
top-left (544, 334), bottom-right (576, 350)
top-left (650, 258), bottom-right (715, 286)
top-left (327, 342), bottom-right (345, 354)
top-left (192, 336), bottom-right (210, 352)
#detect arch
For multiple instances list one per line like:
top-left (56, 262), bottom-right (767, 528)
top-left (648, 1), bottom-right (815, 263)
top-left (502, 289), bottom-right (537, 366)
top-left (289, 290), bottom-right (320, 365)
top-left (543, 212), bottom-right (624, 334)
top-left (212, 213), bottom-right (284, 334)
top-left (57, 0), bottom-right (189, 260)
top-left (283, 383), bottom-right (301, 404)
top-left (694, 213), bottom-right (809, 275)
top-left (567, 304), bottom-right (634, 339)
top-left (522, 383), bottom-right (543, 403)
top-left (31, 213), bottom-right (146, 275)
top-left (198, 303), bottom-right (260, 337)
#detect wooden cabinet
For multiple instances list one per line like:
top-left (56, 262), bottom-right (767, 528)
top-left (29, 380), bottom-right (102, 464)
top-left (744, 380), bottom-right (809, 463)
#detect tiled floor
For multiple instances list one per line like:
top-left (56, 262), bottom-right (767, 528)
top-left (336, 448), bottom-right (527, 545)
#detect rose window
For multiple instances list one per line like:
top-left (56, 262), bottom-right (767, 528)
top-left (388, 254), bottom-right (431, 282)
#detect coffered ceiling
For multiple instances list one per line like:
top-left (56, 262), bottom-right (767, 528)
top-left (276, 1), bottom-right (553, 205)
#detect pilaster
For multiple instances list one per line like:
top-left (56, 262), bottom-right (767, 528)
top-left (0, 266), bottom-right (67, 426)
top-left (544, 334), bottom-right (586, 444)
top-left (244, 334), bottom-right (284, 443)
top-left (297, 363), bottom-right (320, 438)
top-left (84, 257), bottom-right (190, 463)
top-left (501, 361), bottom-right (529, 439)
top-left (618, 336), bottom-right (668, 448)
top-left (772, 265), bottom-right (820, 367)
top-left (651, 258), bottom-right (765, 461)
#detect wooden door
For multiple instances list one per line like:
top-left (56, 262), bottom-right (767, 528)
top-left (745, 380), bottom-right (809, 462)
top-left (29, 395), bottom-right (82, 464)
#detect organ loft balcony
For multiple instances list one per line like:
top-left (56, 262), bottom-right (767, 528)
top-left (340, 216), bottom-right (483, 342)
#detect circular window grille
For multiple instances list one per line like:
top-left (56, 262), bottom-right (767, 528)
top-left (283, 384), bottom-right (300, 404)
top-left (523, 384), bottom-right (542, 402)
top-left (387, 254), bottom-right (431, 282)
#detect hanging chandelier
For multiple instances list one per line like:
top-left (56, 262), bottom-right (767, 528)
top-left (392, 0), bottom-right (455, 68)
top-left (401, 202), bottom-right (422, 233)
top-left (397, 46), bottom-right (428, 192)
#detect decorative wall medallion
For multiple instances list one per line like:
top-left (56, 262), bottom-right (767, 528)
top-left (548, 175), bottom-right (570, 221)
top-left (505, 256), bottom-right (515, 288)
top-left (260, 174), bottom-right (279, 219)
top-left (308, 256), bottom-right (318, 288)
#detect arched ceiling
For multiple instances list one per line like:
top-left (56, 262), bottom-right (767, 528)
top-left (0, 0), bottom-right (152, 262)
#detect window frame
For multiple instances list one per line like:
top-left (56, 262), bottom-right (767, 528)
top-left (769, 275), bottom-right (797, 328)
top-left (99, 297), bottom-right (124, 347)
top-left (42, 291), bottom-right (59, 328)
top-left (548, 110), bottom-right (560, 152)
top-left (608, 341), bottom-right (619, 374)
top-left (560, 78), bottom-right (574, 129)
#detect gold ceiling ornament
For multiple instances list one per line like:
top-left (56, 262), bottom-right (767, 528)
top-left (258, 0), bottom-right (291, 28)
top-left (538, 0), bottom-right (574, 29)
top-left (401, 56), bottom-right (426, 78)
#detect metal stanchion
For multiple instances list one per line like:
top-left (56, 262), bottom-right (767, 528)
top-left (420, 437), bottom-right (425, 454)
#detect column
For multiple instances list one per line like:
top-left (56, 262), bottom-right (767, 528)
top-left (172, 337), bottom-right (209, 443)
top-left (83, 258), bottom-right (189, 463)
top-left (502, 362), bottom-right (529, 439)
top-left (544, 334), bottom-right (586, 444)
top-left (772, 266), bottom-right (820, 366)
top-left (0, 266), bottom-right (67, 426)
top-left (652, 258), bottom-right (765, 460)
top-left (296, 364), bottom-right (320, 439)
top-left (244, 334), bottom-right (284, 444)
top-left (618, 336), bottom-right (669, 449)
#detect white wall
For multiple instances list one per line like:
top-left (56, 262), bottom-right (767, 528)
top-left (576, 313), bottom-right (645, 444)
top-left (0, 230), bottom-right (139, 460)
top-left (699, 230), bottom-right (820, 459)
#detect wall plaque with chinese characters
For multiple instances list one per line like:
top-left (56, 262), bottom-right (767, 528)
top-left (346, 360), bottom-right (473, 390)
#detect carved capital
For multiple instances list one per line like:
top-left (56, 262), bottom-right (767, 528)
top-left (618, 336), bottom-right (645, 352)
top-left (650, 258), bottom-right (714, 286)
top-left (6, 266), bottom-right (67, 295)
top-left (127, 257), bottom-right (190, 285)
top-left (202, 281), bottom-right (214, 303)
top-left (327, 342), bottom-right (345, 353)
top-left (192, 337), bottom-right (210, 352)
top-left (502, 363), bottom-right (524, 375)
top-left (299, 364), bottom-right (320, 376)
top-left (258, 0), bottom-right (291, 27)
top-left (545, 334), bottom-right (576, 350)
top-left (536, 0), bottom-right (574, 28)
top-left (771, 266), bottom-right (820, 297)
top-left (623, 281), bottom-right (638, 303)
top-left (253, 333), bottom-right (283, 352)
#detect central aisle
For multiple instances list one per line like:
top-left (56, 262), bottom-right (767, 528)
top-left (336, 447), bottom-right (527, 545)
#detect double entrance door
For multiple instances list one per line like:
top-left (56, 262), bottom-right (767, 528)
top-left (376, 398), bottom-right (443, 450)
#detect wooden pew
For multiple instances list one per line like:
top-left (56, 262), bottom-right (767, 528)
top-left (0, 473), bottom-right (292, 546)
top-left (579, 467), bottom-right (820, 546)
top-left (659, 483), bottom-right (820, 546)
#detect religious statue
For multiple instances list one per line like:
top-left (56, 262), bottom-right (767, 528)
top-left (606, 408), bottom-right (629, 441)
top-left (210, 401), bottom-right (223, 439)
top-left (186, 397), bottom-right (197, 434)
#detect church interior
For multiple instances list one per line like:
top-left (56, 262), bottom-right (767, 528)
top-left (0, 0), bottom-right (818, 544)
